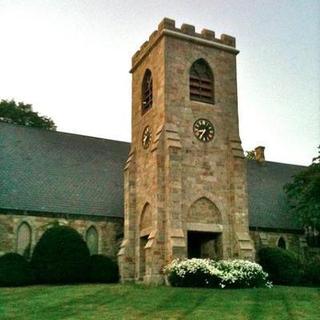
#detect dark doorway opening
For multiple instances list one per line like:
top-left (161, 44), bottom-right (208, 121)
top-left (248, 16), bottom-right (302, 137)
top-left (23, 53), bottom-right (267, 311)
top-left (187, 231), bottom-right (221, 259)
top-left (277, 237), bottom-right (286, 250)
top-left (139, 236), bottom-right (148, 280)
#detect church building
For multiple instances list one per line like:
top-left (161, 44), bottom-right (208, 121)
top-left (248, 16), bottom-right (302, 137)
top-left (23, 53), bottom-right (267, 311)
top-left (0, 19), bottom-right (308, 283)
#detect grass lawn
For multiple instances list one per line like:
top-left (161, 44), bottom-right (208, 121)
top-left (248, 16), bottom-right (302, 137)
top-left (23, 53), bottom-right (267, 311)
top-left (0, 284), bottom-right (319, 320)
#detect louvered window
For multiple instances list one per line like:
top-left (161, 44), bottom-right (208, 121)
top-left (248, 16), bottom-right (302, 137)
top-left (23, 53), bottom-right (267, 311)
top-left (190, 59), bottom-right (214, 104)
top-left (142, 69), bottom-right (153, 112)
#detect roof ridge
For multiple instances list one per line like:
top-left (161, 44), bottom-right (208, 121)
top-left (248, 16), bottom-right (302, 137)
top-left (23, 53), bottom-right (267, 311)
top-left (0, 121), bottom-right (131, 145)
top-left (247, 159), bottom-right (307, 168)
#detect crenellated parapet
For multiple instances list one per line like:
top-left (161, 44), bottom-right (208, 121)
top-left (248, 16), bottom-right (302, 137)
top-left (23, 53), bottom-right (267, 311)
top-left (131, 17), bottom-right (238, 71)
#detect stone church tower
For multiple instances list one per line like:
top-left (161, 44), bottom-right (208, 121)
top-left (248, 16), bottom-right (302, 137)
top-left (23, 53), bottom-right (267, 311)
top-left (118, 18), bottom-right (254, 283)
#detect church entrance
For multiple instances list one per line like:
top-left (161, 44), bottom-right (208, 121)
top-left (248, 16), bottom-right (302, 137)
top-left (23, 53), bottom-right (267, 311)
top-left (187, 231), bottom-right (222, 260)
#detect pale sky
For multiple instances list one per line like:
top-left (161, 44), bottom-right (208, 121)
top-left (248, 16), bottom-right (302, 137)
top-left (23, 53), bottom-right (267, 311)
top-left (0, 0), bottom-right (319, 165)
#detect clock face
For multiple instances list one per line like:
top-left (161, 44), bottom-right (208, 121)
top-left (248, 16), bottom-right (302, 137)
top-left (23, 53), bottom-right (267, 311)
top-left (142, 126), bottom-right (152, 149)
top-left (193, 118), bottom-right (215, 142)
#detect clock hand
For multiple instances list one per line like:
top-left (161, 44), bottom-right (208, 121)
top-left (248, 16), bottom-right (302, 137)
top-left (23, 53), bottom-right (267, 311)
top-left (199, 129), bottom-right (206, 139)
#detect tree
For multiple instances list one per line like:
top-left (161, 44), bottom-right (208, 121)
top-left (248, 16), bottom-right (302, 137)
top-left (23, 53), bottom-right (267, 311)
top-left (245, 150), bottom-right (255, 160)
top-left (284, 147), bottom-right (320, 232)
top-left (31, 226), bottom-right (90, 284)
top-left (0, 99), bottom-right (56, 130)
top-left (0, 253), bottom-right (34, 287)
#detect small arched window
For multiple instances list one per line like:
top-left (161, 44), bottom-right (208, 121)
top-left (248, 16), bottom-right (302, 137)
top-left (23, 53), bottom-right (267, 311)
top-left (190, 59), bottom-right (214, 104)
top-left (17, 222), bottom-right (32, 259)
top-left (141, 69), bottom-right (153, 112)
top-left (86, 226), bottom-right (99, 255)
top-left (277, 237), bottom-right (286, 250)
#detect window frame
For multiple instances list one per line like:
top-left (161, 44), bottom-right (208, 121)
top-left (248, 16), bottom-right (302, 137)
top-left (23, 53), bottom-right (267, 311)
top-left (16, 221), bottom-right (32, 259)
top-left (277, 236), bottom-right (287, 250)
top-left (86, 225), bottom-right (99, 255)
top-left (141, 69), bottom-right (153, 114)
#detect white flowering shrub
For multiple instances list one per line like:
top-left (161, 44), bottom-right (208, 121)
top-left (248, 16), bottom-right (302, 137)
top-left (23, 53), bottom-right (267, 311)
top-left (163, 258), bottom-right (271, 289)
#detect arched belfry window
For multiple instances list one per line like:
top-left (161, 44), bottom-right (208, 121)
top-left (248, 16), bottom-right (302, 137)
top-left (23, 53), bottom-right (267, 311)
top-left (141, 69), bottom-right (153, 112)
top-left (277, 237), bottom-right (286, 250)
top-left (189, 59), bottom-right (214, 104)
top-left (86, 226), bottom-right (99, 255)
top-left (17, 222), bottom-right (32, 259)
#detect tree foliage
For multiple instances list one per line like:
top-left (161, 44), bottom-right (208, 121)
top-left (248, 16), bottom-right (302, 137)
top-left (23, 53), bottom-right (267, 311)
top-left (0, 99), bottom-right (56, 130)
top-left (88, 255), bottom-right (119, 283)
top-left (0, 253), bottom-right (34, 287)
top-left (258, 247), bottom-right (302, 285)
top-left (284, 146), bottom-right (320, 229)
top-left (31, 226), bottom-right (90, 284)
top-left (245, 150), bottom-right (255, 160)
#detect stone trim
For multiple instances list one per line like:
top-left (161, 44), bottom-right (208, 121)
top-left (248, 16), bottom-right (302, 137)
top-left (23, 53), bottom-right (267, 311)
top-left (230, 138), bottom-right (245, 159)
top-left (118, 239), bottom-right (127, 256)
top-left (151, 125), bottom-right (163, 152)
top-left (145, 231), bottom-right (156, 249)
top-left (187, 223), bottom-right (223, 233)
top-left (249, 226), bottom-right (303, 234)
top-left (0, 209), bottom-right (123, 221)
top-left (131, 18), bottom-right (239, 72)
top-left (162, 29), bottom-right (239, 55)
top-left (140, 227), bottom-right (152, 237)
top-left (124, 147), bottom-right (135, 171)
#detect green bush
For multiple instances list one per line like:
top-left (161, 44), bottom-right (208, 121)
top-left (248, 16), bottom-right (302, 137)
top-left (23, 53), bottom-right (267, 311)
top-left (0, 253), bottom-right (34, 287)
top-left (164, 259), bottom-right (270, 289)
top-left (303, 255), bottom-right (320, 286)
top-left (31, 226), bottom-right (90, 284)
top-left (258, 247), bottom-right (302, 285)
top-left (88, 255), bottom-right (119, 283)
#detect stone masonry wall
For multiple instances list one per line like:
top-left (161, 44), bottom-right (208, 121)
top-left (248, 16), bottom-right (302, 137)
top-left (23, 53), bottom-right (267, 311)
top-left (120, 18), bottom-right (254, 283)
top-left (0, 212), bottom-right (123, 258)
top-left (250, 229), bottom-right (303, 257)
top-left (187, 197), bottom-right (221, 225)
top-left (163, 19), bottom-right (253, 260)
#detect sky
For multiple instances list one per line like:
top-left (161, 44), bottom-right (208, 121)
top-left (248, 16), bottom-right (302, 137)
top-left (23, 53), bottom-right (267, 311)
top-left (0, 0), bottom-right (319, 165)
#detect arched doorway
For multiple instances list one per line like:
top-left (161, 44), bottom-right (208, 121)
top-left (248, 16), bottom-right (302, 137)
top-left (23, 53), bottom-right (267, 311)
top-left (139, 203), bottom-right (152, 280)
top-left (187, 197), bottom-right (223, 260)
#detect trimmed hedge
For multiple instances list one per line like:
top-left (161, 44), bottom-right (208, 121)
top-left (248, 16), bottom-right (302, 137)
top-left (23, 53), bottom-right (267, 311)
top-left (31, 226), bottom-right (90, 284)
top-left (303, 255), bottom-right (320, 286)
top-left (164, 259), bottom-right (271, 289)
top-left (258, 247), bottom-right (302, 285)
top-left (0, 253), bottom-right (34, 287)
top-left (88, 255), bottom-right (119, 283)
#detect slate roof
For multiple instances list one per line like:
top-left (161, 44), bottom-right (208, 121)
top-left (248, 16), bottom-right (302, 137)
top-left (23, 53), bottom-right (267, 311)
top-left (0, 122), bottom-right (306, 230)
top-left (0, 122), bottom-right (130, 218)
top-left (247, 160), bottom-right (305, 230)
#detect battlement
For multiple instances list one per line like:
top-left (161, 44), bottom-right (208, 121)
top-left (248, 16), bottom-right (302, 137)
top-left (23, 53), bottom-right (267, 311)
top-left (131, 18), bottom-right (238, 71)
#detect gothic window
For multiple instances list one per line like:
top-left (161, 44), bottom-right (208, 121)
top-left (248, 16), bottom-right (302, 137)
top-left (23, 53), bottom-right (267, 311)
top-left (189, 59), bottom-right (214, 104)
top-left (86, 226), bottom-right (99, 255)
top-left (141, 69), bottom-right (153, 112)
top-left (17, 222), bottom-right (32, 259)
top-left (277, 237), bottom-right (286, 250)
